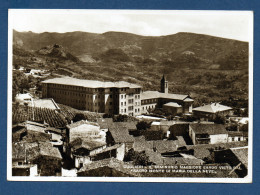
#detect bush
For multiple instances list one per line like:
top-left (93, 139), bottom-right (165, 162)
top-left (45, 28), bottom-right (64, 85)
top-left (72, 113), bottom-right (87, 122)
top-left (136, 121), bottom-right (151, 131)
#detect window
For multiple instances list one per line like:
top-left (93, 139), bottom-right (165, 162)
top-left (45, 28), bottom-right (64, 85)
top-left (121, 95), bottom-right (124, 99)
top-left (121, 102), bottom-right (123, 106)
top-left (238, 137), bottom-right (241, 141)
top-left (124, 102), bottom-right (126, 106)
top-left (110, 95), bottom-right (112, 98)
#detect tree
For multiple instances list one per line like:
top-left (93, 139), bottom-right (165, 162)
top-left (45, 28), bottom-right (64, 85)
top-left (213, 114), bottom-right (226, 124)
top-left (72, 113), bottom-right (87, 122)
top-left (103, 113), bottom-right (113, 118)
top-left (124, 148), bottom-right (137, 162)
top-left (113, 114), bottom-right (128, 122)
top-left (136, 121), bottom-right (151, 131)
top-left (134, 151), bottom-right (150, 166)
top-left (240, 123), bottom-right (248, 132)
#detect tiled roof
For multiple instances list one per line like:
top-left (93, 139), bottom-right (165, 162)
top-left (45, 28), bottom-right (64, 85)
top-left (42, 77), bottom-right (141, 89)
top-left (193, 103), bottom-right (232, 113)
top-left (66, 120), bottom-right (99, 129)
top-left (190, 124), bottom-right (227, 135)
top-left (12, 141), bottom-right (62, 161)
top-left (109, 124), bottom-right (135, 143)
top-left (25, 121), bottom-right (47, 133)
top-left (162, 157), bottom-right (204, 165)
top-left (97, 118), bottom-right (114, 129)
top-left (78, 158), bottom-right (140, 176)
top-left (70, 138), bottom-right (106, 151)
top-left (185, 141), bottom-right (248, 159)
top-left (114, 121), bottom-right (137, 131)
top-left (230, 147), bottom-right (248, 168)
top-left (141, 91), bottom-right (189, 101)
top-left (89, 144), bottom-right (123, 157)
top-left (133, 136), bottom-right (179, 153)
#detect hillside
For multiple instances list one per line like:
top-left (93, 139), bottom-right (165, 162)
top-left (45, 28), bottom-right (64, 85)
top-left (13, 30), bottom-right (248, 70)
top-left (13, 30), bottom-right (249, 105)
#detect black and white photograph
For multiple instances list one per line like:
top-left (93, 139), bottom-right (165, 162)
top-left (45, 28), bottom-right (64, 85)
top-left (8, 9), bottom-right (253, 182)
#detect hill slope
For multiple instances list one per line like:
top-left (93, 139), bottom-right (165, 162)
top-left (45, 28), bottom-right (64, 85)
top-left (13, 30), bottom-right (249, 105)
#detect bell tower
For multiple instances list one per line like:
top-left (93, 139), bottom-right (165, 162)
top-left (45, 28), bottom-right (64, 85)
top-left (160, 75), bottom-right (168, 94)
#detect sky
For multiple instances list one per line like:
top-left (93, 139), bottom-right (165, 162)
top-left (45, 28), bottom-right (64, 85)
top-left (9, 9), bottom-right (253, 41)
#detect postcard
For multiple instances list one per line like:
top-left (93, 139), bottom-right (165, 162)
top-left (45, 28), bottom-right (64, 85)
top-left (8, 9), bottom-right (253, 183)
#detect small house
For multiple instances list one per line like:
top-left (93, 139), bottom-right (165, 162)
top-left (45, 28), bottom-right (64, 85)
top-left (189, 124), bottom-right (228, 145)
top-left (162, 102), bottom-right (183, 116)
top-left (12, 141), bottom-right (62, 176)
top-left (193, 103), bottom-right (233, 121)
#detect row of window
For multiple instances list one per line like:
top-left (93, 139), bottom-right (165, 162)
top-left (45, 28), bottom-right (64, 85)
top-left (120, 108), bottom-right (140, 113)
top-left (142, 98), bottom-right (158, 104)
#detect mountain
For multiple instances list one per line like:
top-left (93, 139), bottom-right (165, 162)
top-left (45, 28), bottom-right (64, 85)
top-left (13, 30), bottom-right (248, 70)
top-left (12, 30), bottom-right (249, 104)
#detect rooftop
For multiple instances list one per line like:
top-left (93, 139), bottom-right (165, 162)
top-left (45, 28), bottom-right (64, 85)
top-left (66, 120), bottom-right (99, 129)
top-left (193, 103), bottom-right (232, 113)
top-left (78, 158), bottom-right (140, 176)
top-left (141, 91), bottom-right (190, 101)
top-left (163, 102), bottom-right (182, 108)
top-left (12, 141), bottom-right (62, 161)
top-left (31, 98), bottom-right (60, 110)
top-left (230, 147), bottom-right (248, 168)
top-left (109, 123), bottom-right (135, 143)
top-left (42, 77), bottom-right (141, 89)
top-left (70, 138), bottom-right (106, 151)
top-left (190, 124), bottom-right (227, 135)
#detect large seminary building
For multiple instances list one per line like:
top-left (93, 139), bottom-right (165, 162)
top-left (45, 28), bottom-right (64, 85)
top-left (42, 77), bottom-right (142, 116)
top-left (42, 76), bottom-right (193, 116)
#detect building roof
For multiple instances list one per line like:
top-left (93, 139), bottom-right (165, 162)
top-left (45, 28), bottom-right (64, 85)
top-left (12, 141), bottom-right (62, 161)
top-left (163, 102), bottom-right (182, 108)
top-left (185, 141), bottom-right (248, 159)
top-left (70, 138), bottom-right (106, 151)
top-left (89, 144), bottom-right (123, 157)
top-left (42, 77), bottom-right (141, 89)
top-left (133, 136), bottom-right (179, 153)
top-left (109, 124), bottom-right (135, 143)
top-left (114, 121), bottom-right (137, 131)
top-left (78, 158), bottom-right (140, 176)
top-left (25, 121), bottom-right (47, 133)
top-left (31, 98), bottom-right (60, 110)
top-left (163, 157), bottom-right (204, 165)
top-left (230, 147), bottom-right (248, 169)
top-left (141, 91), bottom-right (189, 101)
top-left (66, 120), bottom-right (99, 129)
top-left (45, 127), bottom-right (64, 135)
top-left (16, 93), bottom-right (33, 101)
top-left (228, 131), bottom-right (248, 137)
top-left (97, 118), bottom-right (114, 129)
top-left (190, 124), bottom-right (227, 135)
top-left (193, 103), bottom-right (232, 113)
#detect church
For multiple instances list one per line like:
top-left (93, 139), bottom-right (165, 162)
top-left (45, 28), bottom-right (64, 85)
top-left (140, 75), bottom-right (194, 115)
